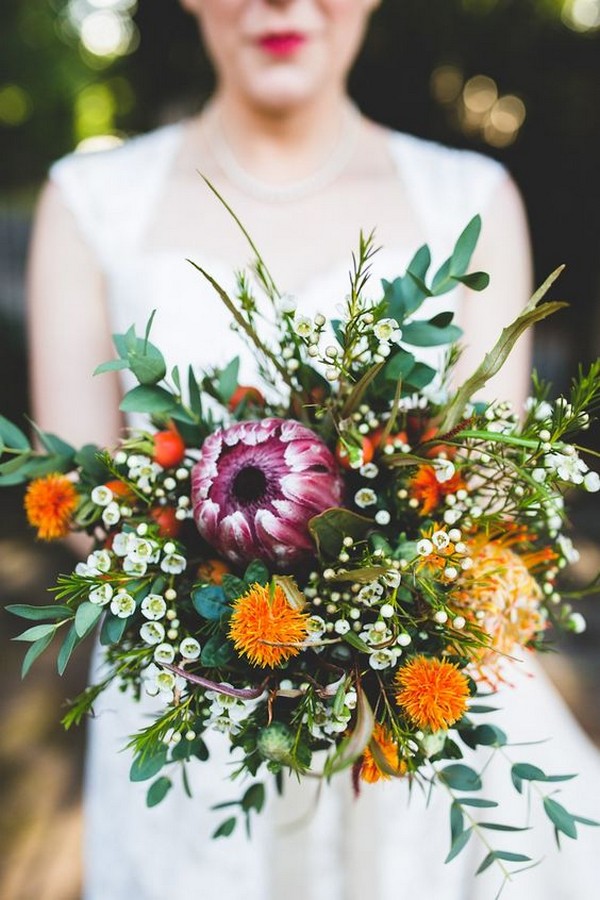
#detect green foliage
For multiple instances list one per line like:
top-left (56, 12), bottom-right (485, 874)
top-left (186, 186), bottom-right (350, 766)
top-left (439, 764), bottom-right (482, 791)
top-left (146, 776), bottom-right (173, 807)
top-left (130, 749), bottom-right (168, 782)
top-left (191, 585), bottom-right (231, 621)
top-left (308, 508), bottom-right (373, 558)
top-left (200, 635), bottom-right (235, 668)
top-left (21, 631), bottom-right (55, 678)
top-left (6, 603), bottom-right (72, 621)
top-left (244, 560), bottom-right (270, 586)
top-left (74, 601), bottom-right (103, 638)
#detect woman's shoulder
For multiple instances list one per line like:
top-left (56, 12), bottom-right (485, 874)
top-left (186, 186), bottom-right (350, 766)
top-left (383, 126), bottom-right (510, 238)
top-left (48, 122), bottom-right (184, 255)
top-left (49, 121), bottom-right (182, 187)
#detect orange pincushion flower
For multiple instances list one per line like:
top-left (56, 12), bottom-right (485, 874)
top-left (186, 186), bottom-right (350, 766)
top-left (395, 655), bottom-right (470, 731)
top-left (409, 465), bottom-right (466, 516)
top-left (451, 539), bottom-right (544, 679)
top-left (24, 473), bottom-right (78, 540)
top-left (360, 723), bottom-right (406, 783)
top-left (228, 583), bottom-right (309, 668)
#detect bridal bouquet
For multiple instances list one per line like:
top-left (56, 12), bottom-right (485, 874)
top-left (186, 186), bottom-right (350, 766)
top-left (2, 201), bottom-right (599, 888)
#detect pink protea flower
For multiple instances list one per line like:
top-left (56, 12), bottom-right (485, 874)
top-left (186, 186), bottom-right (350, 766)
top-left (191, 418), bottom-right (344, 568)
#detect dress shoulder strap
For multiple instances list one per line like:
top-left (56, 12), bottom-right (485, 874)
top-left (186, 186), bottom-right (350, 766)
top-left (387, 130), bottom-right (508, 254)
top-left (49, 123), bottom-right (183, 267)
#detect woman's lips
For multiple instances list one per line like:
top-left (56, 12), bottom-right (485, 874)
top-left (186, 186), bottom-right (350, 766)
top-left (257, 32), bottom-right (307, 57)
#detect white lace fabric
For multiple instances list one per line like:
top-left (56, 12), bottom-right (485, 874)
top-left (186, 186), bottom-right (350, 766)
top-left (49, 122), bottom-right (600, 899)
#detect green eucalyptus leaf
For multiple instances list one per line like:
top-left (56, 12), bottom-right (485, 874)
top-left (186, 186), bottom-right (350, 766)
top-left (0, 415), bottom-right (30, 451)
top-left (6, 604), bottom-right (72, 621)
top-left (472, 724), bottom-right (507, 747)
top-left (445, 826), bottom-right (472, 864)
top-left (458, 798), bottom-right (498, 808)
top-left (120, 385), bottom-right (177, 415)
top-left (33, 427), bottom-right (76, 457)
top-left (242, 783), bottom-right (265, 814)
top-left (451, 272), bottom-right (490, 291)
top-left (99, 612), bottom-right (128, 645)
top-left (406, 271), bottom-right (433, 298)
top-left (21, 631), bottom-right (55, 677)
top-left (383, 349), bottom-right (417, 383)
top-left (439, 764), bottom-right (482, 792)
top-left (188, 366), bottom-right (204, 417)
top-left (543, 798), bottom-right (578, 839)
top-left (218, 357), bottom-right (241, 402)
top-left (74, 444), bottom-right (111, 481)
top-left (450, 215), bottom-right (481, 275)
top-left (129, 352), bottom-right (167, 386)
top-left (431, 258), bottom-right (453, 295)
top-left (94, 358), bottom-right (130, 375)
top-left (191, 585), bottom-right (230, 621)
top-left (511, 763), bottom-right (547, 782)
top-left (401, 320), bottom-right (462, 347)
top-left (146, 776), bottom-right (173, 807)
top-left (74, 602), bottom-right (103, 638)
top-left (13, 623), bottom-right (57, 642)
top-left (57, 623), bottom-right (80, 675)
top-left (213, 817), bottom-right (237, 838)
top-left (450, 802), bottom-right (464, 844)
top-left (0, 470), bottom-right (31, 486)
top-left (130, 749), bottom-right (167, 782)
top-left (404, 362), bottom-right (437, 390)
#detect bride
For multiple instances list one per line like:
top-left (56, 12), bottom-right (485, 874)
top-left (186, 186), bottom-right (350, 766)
top-left (27, 0), bottom-right (599, 897)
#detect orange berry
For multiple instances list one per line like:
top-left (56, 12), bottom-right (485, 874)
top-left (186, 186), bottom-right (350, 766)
top-left (197, 558), bottom-right (230, 586)
top-left (228, 386), bottom-right (265, 412)
top-left (153, 429), bottom-right (186, 468)
top-left (335, 436), bottom-right (374, 470)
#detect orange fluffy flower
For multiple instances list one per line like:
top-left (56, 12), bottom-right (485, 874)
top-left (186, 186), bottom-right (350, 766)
top-left (395, 655), bottom-right (470, 731)
top-left (451, 538), bottom-right (545, 680)
top-left (24, 473), bottom-right (78, 540)
top-left (229, 583), bottom-right (309, 668)
top-left (360, 723), bottom-right (406, 783)
top-left (409, 465), bottom-right (466, 516)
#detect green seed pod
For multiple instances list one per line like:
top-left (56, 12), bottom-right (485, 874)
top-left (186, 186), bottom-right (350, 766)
top-left (257, 723), bottom-right (295, 763)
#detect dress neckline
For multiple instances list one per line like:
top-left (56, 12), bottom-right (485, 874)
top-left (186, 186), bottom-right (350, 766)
top-left (134, 119), bottom-right (432, 301)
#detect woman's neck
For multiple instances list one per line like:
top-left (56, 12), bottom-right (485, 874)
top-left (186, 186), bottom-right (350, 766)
top-left (201, 88), bottom-right (360, 185)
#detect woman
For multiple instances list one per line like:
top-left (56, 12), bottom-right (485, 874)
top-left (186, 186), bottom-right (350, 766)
top-left (26, 1), bottom-right (599, 897)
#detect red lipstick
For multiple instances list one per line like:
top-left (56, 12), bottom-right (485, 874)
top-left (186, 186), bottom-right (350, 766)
top-left (258, 32), bottom-right (307, 57)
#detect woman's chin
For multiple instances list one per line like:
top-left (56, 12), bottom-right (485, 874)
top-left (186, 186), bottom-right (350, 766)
top-left (241, 69), bottom-right (330, 115)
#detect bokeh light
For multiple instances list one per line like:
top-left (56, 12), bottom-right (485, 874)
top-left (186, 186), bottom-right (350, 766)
top-left (562, 0), bottom-right (600, 31)
top-left (0, 85), bottom-right (33, 127)
top-left (431, 67), bottom-right (527, 148)
top-left (74, 82), bottom-right (117, 141)
top-left (67, 0), bottom-right (138, 59)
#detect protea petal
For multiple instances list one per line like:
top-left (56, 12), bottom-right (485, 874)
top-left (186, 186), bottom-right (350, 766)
top-left (191, 418), bottom-right (343, 568)
top-left (280, 472), bottom-right (343, 510)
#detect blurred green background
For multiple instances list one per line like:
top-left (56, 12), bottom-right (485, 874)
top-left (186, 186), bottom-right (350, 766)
top-left (1, 1), bottom-right (600, 897)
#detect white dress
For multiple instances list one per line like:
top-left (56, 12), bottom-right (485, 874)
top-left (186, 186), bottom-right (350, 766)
top-left (50, 124), bottom-right (600, 900)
